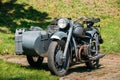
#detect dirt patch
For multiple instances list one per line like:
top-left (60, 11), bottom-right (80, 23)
top-left (60, 54), bottom-right (120, 80)
top-left (0, 55), bottom-right (29, 66)
top-left (0, 54), bottom-right (48, 66)
top-left (0, 54), bottom-right (120, 80)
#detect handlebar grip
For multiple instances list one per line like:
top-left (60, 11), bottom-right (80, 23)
top-left (94, 18), bottom-right (100, 23)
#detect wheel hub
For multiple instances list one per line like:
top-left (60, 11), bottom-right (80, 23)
top-left (55, 50), bottom-right (63, 66)
top-left (33, 56), bottom-right (38, 62)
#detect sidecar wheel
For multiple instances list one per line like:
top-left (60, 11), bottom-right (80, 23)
top-left (85, 59), bottom-right (99, 69)
top-left (48, 40), bottom-right (70, 76)
top-left (27, 55), bottom-right (43, 67)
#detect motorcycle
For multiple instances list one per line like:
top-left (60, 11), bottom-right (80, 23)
top-left (48, 16), bottom-right (105, 76)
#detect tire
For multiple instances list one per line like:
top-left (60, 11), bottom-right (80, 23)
top-left (48, 40), bottom-right (70, 76)
top-left (27, 55), bottom-right (43, 67)
top-left (85, 59), bottom-right (99, 69)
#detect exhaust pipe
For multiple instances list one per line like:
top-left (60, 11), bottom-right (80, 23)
top-left (89, 53), bottom-right (105, 60)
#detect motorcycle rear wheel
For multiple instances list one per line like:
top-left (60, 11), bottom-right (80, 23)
top-left (85, 59), bottom-right (99, 69)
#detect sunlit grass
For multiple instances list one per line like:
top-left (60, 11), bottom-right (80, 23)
top-left (0, 0), bottom-right (120, 54)
top-left (0, 27), bottom-right (14, 54)
top-left (101, 19), bottom-right (120, 53)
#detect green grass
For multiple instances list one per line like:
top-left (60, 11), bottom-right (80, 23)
top-left (101, 19), bottom-right (120, 53)
top-left (0, 27), bottom-right (14, 54)
top-left (0, 59), bottom-right (58, 80)
top-left (0, 0), bottom-right (120, 54)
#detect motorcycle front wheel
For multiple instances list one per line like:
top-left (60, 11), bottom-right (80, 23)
top-left (48, 40), bottom-right (70, 76)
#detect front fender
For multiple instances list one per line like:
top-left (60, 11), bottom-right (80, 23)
top-left (51, 31), bottom-right (67, 40)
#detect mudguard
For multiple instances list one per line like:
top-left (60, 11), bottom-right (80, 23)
top-left (51, 31), bottom-right (67, 40)
top-left (86, 27), bottom-right (98, 37)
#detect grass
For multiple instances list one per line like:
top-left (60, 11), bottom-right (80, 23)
top-left (0, 59), bottom-right (58, 80)
top-left (101, 19), bottom-right (120, 53)
top-left (0, 0), bottom-right (120, 54)
top-left (0, 27), bottom-right (14, 54)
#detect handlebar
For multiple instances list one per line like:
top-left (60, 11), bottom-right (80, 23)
top-left (86, 17), bottom-right (100, 23)
top-left (74, 16), bottom-right (88, 22)
top-left (74, 16), bottom-right (100, 24)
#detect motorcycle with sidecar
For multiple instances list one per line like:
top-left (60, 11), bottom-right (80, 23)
top-left (15, 16), bottom-right (105, 76)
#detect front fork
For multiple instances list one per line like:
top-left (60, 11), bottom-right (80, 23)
top-left (62, 23), bottom-right (73, 59)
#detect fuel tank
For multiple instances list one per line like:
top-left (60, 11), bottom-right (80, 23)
top-left (73, 23), bottom-right (84, 37)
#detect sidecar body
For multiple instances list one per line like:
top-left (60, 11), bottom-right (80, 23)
top-left (15, 27), bottom-right (51, 57)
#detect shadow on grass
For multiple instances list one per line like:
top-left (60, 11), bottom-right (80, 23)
top-left (21, 62), bottom-right (50, 71)
top-left (21, 62), bottom-right (104, 76)
top-left (0, 0), bottom-right (50, 33)
top-left (1, 77), bottom-right (25, 80)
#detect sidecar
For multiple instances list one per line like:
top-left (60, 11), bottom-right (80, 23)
top-left (15, 26), bottom-right (52, 67)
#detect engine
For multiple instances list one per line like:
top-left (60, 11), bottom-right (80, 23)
top-left (78, 44), bottom-right (91, 61)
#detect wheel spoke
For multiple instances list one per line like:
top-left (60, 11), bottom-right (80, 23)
top-left (54, 45), bottom-right (68, 71)
top-left (48, 40), bottom-right (69, 76)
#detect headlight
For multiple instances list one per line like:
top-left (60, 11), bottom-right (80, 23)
top-left (58, 18), bottom-right (68, 29)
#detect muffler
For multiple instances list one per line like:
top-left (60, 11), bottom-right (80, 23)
top-left (89, 53), bottom-right (105, 60)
